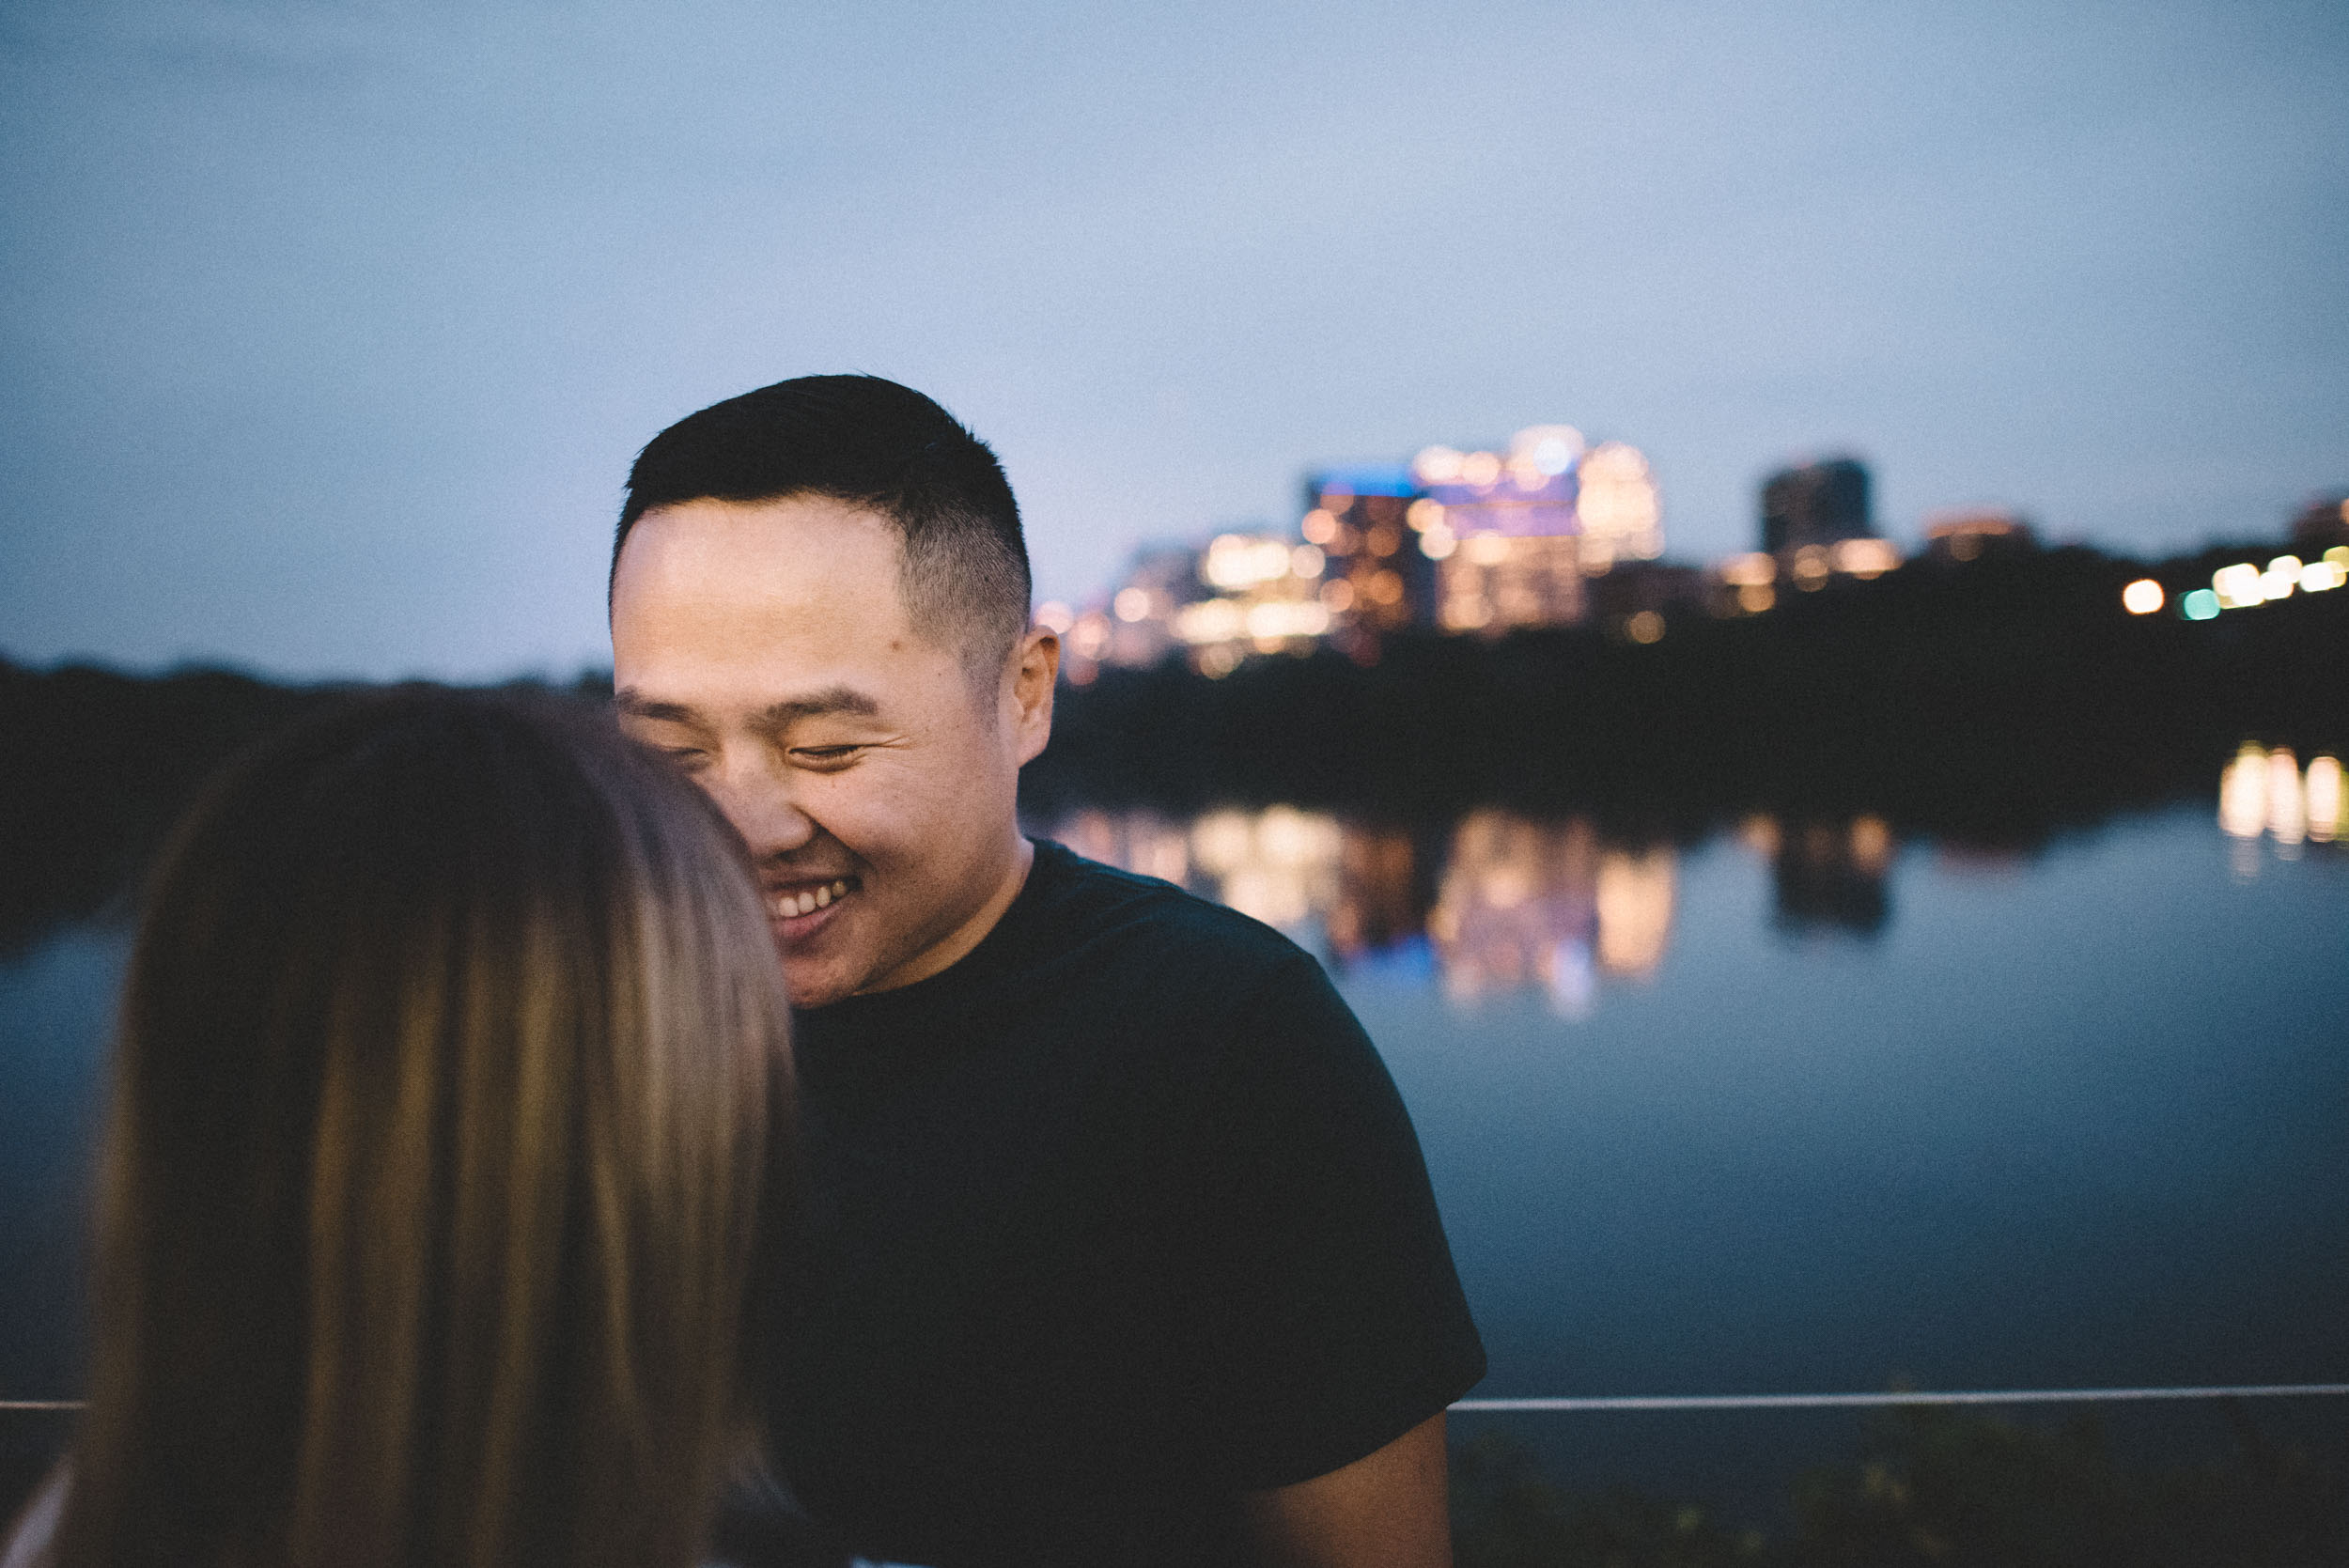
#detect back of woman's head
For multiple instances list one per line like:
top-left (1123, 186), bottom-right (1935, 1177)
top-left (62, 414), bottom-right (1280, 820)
top-left (54, 688), bottom-right (787, 1568)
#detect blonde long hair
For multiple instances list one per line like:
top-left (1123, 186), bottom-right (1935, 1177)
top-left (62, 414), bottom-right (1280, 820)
top-left (53, 689), bottom-right (788, 1568)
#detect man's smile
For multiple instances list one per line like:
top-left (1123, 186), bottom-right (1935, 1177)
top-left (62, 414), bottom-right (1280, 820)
top-left (769, 875), bottom-right (859, 929)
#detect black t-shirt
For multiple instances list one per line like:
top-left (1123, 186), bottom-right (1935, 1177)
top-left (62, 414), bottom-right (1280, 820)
top-left (764, 840), bottom-right (1485, 1568)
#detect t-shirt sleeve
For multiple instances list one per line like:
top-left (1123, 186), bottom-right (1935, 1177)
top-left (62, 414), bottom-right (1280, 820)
top-left (1176, 949), bottom-right (1486, 1490)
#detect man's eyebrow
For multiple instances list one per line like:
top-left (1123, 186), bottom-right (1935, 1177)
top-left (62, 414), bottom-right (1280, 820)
top-left (613, 689), bottom-right (699, 722)
top-left (614, 686), bottom-right (882, 728)
top-left (754, 687), bottom-right (881, 727)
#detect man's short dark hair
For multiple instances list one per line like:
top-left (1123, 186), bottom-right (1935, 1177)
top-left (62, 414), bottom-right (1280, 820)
top-left (615, 375), bottom-right (1031, 678)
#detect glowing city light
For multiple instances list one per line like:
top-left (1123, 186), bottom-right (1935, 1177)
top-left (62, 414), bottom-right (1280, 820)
top-left (2308, 755), bottom-right (2344, 843)
top-left (2266, 749), bottom-right (2306, 846)
top-left (1243, 600), bottom-right (1331, 639)
top-left (2121, 579), bottom-right (2164, 614)
top-left (1203, 534), bottom-right (1297, 589)
top-left (1577, 441), bottom-right (1663, 563)
top-left (1460, 451), bottom-right (1503, 488)
top-left (1720, 552), bottom-right (1776, 587)
top-left (1034, 600), bottom-right (1076, 635)
top-left (1181, 805), bottom-right (1342, 929)
top-left (1300, 508), bottom-right (1339, 545)
top-left (2212, 563), bottom-right (2263, 609)
top-left (2180, 588), bottom-right (2220, 620)
top-left (2261, 555), bottom-right (2301, 600)
top-left (1290, 544), bottom-right (1325, 579)
top-left (1625, 611), bottom-right (1665, 644)
top-left (1832, 538), bottom-right (1901, 579)
top-left (1848, 815), bottom-right (1894, 877)
top-left (1411, 446), bottom-right (1465, 485)
top-left (1594, 846), bottom-right (1675, 978)
top-left (1441, 597), bottom-right (1492, 630)
top-left (1112, 587), bottom-right (1152, 623)
top-left (2301, 559), bottom-right (2346, 593)
top-left (2218, 745), bottom-right (2267, 838)
top-left (1511, 425), bottom-right (1585, 477)
top-left (1174, 598), bottom-right (1245, 644)
top-left (1406, 499), bottom-right (1444, 532)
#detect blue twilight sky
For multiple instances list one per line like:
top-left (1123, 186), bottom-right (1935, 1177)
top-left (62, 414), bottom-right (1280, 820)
top-left (2, 0), bottom-right (2344, 680)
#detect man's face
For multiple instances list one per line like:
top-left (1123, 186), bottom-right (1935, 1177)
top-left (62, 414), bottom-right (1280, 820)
top-left (611, 495), bottom-right (1052, 1008)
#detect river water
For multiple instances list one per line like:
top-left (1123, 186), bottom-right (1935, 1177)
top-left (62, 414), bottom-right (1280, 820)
top-left (4, 748), bottom-right (2344, 1524)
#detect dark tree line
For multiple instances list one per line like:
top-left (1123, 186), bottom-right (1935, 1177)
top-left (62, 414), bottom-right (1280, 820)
top-left (1025, 546), bottom-right (2348, 848)
top-left (6, 545), bottom-right (2343, 957)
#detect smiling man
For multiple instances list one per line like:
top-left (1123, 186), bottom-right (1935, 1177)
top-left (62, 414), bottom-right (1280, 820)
top-left (609, 376), bottom-right (1483, 1568)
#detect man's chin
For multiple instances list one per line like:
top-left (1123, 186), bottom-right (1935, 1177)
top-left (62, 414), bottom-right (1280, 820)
top-left (780, 962), bottom-right (862, 1011)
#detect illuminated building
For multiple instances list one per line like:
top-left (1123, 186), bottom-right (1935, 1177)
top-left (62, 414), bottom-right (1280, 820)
top-left (1176, 534), bottom-right (1331, 675)
top-left (1575, 441), bottom-right (1665, 569)
top-left (1099, 544), bottom-right (1205, 670)
top-left (1300, 426), bottom-right (1671, 647)
top-left (1921, 508), bottom-right (2037, 565)
top-left (1417, 429), bottom-right (1585, 634)
top-left (1088, 535), bottom-right (1330, 678)
top-left (1302, 465), bottom-right (1434, 655)
top-left (1076, 421), bottom-right (1674, 674)
top-left (1408, 428), bottom-right (1667, 636)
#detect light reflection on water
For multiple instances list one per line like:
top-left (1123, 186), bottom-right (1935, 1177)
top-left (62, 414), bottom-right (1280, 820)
top-left (1048, 744), bottom-right (2348, 1018)
top-left (1042, 804), bottom-right (1919, 1014)
top-left (2219, 744), bottom-right (2342, 871)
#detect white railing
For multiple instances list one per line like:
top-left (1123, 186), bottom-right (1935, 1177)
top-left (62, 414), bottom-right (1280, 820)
top-left (9, 1383), bottom-right (2347, 1417)
top-left (1453, 1383), bottom-right (2349, 1412)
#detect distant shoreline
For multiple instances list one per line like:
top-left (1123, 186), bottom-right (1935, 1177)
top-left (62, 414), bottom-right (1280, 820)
top-left (5, 549), bottom-right (2342, 955)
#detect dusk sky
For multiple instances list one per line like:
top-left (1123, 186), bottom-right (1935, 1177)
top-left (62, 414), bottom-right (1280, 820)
top-left (3, 0), bottom-right (2343, 680)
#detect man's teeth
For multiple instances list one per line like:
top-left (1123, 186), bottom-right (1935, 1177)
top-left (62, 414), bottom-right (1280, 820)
top-left (772, 879), bottom-right (851, 919)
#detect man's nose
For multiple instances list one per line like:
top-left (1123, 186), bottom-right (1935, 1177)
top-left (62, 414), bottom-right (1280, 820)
top-left (699, 747), bottom-right (817, 857)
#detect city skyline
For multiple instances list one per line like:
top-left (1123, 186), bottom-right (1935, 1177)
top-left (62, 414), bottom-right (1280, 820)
top-left (3, 0), bottom-right (2343, 680)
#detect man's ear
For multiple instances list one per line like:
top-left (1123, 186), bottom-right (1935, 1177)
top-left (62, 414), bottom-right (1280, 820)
top-left (1004, 626), bottom-right (1059, 766)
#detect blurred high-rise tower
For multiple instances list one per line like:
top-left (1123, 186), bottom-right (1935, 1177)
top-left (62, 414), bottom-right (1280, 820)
top-left (1760, 458), bottom-right (1872, 553)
